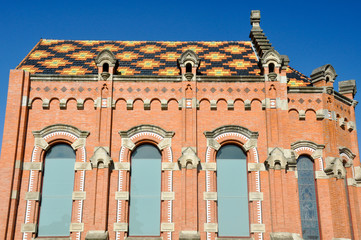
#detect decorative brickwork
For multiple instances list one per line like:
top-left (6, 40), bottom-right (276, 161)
top-left (0, 10), bottom-right (360, 240)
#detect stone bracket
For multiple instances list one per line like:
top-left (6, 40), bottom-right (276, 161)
top-left (23, 162), bottom-right (43, 171)
top-left (70, 223), bottom-right (84, 232)
top-left (201, 162), bottom-right (216, 171)
top-left (204, 223), bottom-right (218, 232)
top-left (74, 162), bottom-right (92, 171)
top-left (161, 222), bottom-right (174, 232)
top-left (21, 223), bottom-right (37, 233)
top-left (248, 163), bottom-right (266, 171)
top-left (114, 222), bottom-right (128, 232)
top-left (250, 223), bottom-right (265, 233)
top-left (249, 192), bottom-right (263, 201)
top-left (162, 162), bottom-right (179, 171)
top-left (25, 191), bottom-right (41, 201)
top-left (161, 192), bottom-right (175, 200)
top-left (203, 192), bottom-right (217, 201)
top-left (11, 190), bottom-right (18, 200)
top-left (72, 191), bottom-right (86, 200)
top-left (115, 191), bottom-right (129, 200)
top-left (114, 162), bottom-right (130, 170)
top-left (315, 171), bottom-right (328, 179)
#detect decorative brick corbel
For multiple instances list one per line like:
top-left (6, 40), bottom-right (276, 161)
top-left (178, 147), bottom-right (200, 169)
top-left (324, 157), bottom-right (346, 179)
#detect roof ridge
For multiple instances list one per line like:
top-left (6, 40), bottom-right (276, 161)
top-left (40, 39), bottom-right (251, 43)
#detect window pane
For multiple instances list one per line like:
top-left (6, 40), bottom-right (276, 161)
top-left (297, 156), bottom-right (320, 240)
top-left (217, 145), bottom-right (249, 237)
top-left (38, 144), bottom-right (75, 237)
top-left (129, 144), bottom-right (161, 236)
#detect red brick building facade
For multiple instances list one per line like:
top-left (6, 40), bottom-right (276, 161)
top-left (0, 10), bottom-right (360, 240)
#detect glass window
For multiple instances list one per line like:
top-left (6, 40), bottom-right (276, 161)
top-left (297, 155), bottom-right (320, 240)
top-left (217, 144), bottom-right (249, 237)
top-left (129, 144), bottom-right (161, 236)
top-left (38, 144), bottom-right (76, 237)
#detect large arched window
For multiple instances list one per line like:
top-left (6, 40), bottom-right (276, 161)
top-left (129, 144), bottom-right (161, 236)
top-left (38, 144), bottom-right (76, 237)
top-left (297, 155), bottom-right (320, 239)
top-left (217, 144), bottom-right (249, 237)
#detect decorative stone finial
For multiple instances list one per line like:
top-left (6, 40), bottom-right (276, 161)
top-left (339, 80), bottom-right (357, 98)
top-left (250, 10), bottom-right (261, 31)
top-left (310, 64), bottom-right (337, 85)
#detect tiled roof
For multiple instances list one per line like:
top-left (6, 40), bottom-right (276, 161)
top-left (286, 66), bottom-right (312, 87)
top-left (17, 39), bottom-right (311, 86)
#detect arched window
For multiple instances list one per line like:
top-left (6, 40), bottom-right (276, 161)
top-left (186, 63), bottom-right (192, 73)
top-left (297, 155), bottom-right (320, 239)
top-left (38, 144), bottom-right (76, 237)
top-left (129, 144), bottom-right (161, 236)
top-left (103, 63), bottom-right (109, 73)
top-left (269, 63), bottom-right (275, 73)
top-left (217, 144), bottom-right (249, 237)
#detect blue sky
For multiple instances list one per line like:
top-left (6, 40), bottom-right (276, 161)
top-left (0, 1), bottom-right (361, 149)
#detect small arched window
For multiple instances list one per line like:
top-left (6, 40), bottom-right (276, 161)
top-left (297, 155), bottom-right (320, 239)
top-left (217, 144), bottom-right (249, 237)
top-left (38, 144), bottom-right (76, 237)
top-left (269, 63), bottom-right (275, 73)
top-left (103, 63), bottom-right (109, 73)
top-left (186, 63), bottom-right (192, 73)
top-left (129, 144), bottom-right (161, 236)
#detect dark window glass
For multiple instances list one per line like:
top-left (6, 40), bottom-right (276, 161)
top-left (103, 63), bottom-right (109, 72)
top-left (297, 155), bottom-right (320, 240)
top-left (186, 63), bottom-right (192, 73)
top-left (269, 63), bottom-right (275, 73)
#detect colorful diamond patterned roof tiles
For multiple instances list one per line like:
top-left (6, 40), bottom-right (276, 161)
top-left (17, 39), bottom-right (311, 86)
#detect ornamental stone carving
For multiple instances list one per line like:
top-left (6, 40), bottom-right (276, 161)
top-left (265, 147), bottom-right (295, 170)
top-left (90, 147), bottom-right (112, 168)
top-left (310, 64), bottom-right (337, 84)
top-left (178, 147), bottom-right (200, 169)
top-left (324, 157), bottom-right (346, 179)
